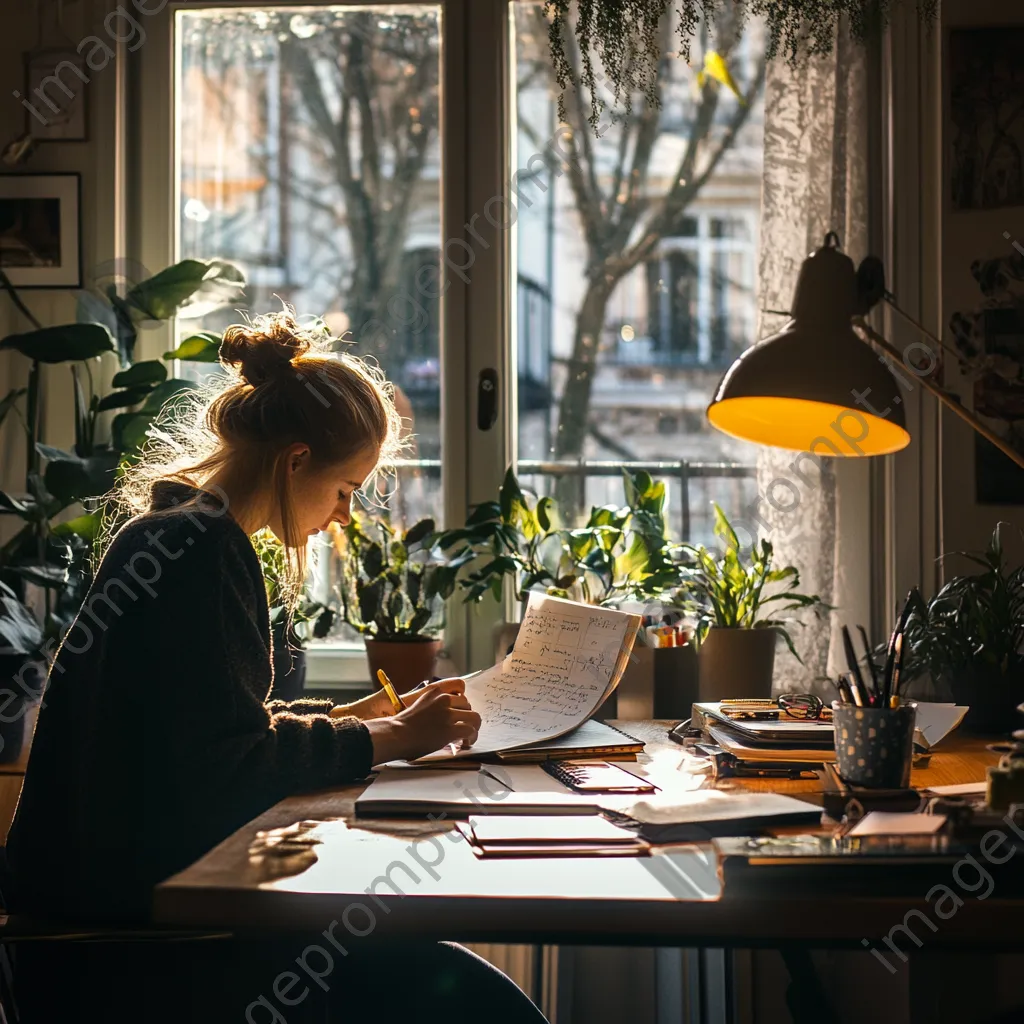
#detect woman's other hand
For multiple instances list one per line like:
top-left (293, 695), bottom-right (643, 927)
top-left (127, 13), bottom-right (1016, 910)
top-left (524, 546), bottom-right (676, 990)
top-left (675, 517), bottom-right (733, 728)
top-left (330, 676), bottom-right (458, 721)
top-left (363, 678), bottom-right (480, 765)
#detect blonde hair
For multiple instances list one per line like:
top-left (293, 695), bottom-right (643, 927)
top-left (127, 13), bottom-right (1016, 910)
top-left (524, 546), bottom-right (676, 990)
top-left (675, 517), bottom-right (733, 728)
top-left (106, 309), bottom-right (405, 603)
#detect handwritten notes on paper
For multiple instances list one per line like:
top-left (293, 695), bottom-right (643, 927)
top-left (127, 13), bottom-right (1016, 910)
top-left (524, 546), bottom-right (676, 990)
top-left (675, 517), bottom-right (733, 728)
top-left (416, 594), bottom-right (641, 762)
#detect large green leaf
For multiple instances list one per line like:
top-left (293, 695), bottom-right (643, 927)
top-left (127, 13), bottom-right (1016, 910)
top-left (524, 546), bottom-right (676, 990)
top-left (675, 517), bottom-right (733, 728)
top-left (43, 453), bottom-right (117, 505)
top-left (51, 510), bottom-right (102, 542)
top-left (141, 378), bottom-right (198, 413)
top-left (111, 412), bottom-right (155, 454)
top-left (0, 323), bottom-right (115, 363)
top-left (125, 259), bottom-right (245, 322)
top-left (96, 386), bottom-right (154, 413)
top-left (111, 360), bottom-right (167, 388)
top-left (404, 518), bottom-right (435, 547)
top-left (164, 332), bottom-right (222, 363)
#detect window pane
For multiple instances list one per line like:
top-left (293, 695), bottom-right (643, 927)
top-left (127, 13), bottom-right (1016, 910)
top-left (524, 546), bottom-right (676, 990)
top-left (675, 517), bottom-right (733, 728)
top-left (176, 6), bottom-right (442, 644)
top-left (511, 5), bottom-right (764, 547)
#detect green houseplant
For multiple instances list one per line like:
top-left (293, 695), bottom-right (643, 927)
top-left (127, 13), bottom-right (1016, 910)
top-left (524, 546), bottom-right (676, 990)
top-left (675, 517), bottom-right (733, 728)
top-left (440, 467), bottom-right (679, 608)
top-left (254, 530), bottom-right (336, 702)
top-left (678, 503), bottom-right (825, 699)
top-left (896, 524), bottom-right (1024, 734)
top-left (338, 513), bottom-right (468, 690)
top-left (0, 260), bottom-right (244, 759)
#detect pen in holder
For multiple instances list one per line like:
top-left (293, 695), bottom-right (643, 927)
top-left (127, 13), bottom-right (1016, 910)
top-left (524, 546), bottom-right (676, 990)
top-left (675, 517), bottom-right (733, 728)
top-left (832, 701), bottom-right (917, 789)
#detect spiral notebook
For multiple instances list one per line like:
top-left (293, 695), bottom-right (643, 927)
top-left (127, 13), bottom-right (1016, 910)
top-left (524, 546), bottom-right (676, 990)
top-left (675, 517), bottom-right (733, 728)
top-left (414, 594), bottom-right (642, 763)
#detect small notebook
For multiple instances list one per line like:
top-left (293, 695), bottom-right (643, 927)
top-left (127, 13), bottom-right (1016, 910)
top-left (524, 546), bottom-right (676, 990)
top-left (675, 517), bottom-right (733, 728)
top-left (414, 594), bottom-right (642, 763)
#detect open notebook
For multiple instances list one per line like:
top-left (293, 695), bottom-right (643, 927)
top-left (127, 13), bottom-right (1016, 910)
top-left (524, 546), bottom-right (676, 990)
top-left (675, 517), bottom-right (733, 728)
top-left (414, 593), bottom-right (642, 763)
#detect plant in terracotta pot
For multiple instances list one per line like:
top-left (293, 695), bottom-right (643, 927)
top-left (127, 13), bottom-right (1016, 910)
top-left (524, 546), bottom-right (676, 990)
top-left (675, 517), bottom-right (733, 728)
top-left (677, 503), bottom-right (825, 700)
top-left (895, 524), bottom-right (1024, 735)
top-left (338, 513), bottom-right (469, 690)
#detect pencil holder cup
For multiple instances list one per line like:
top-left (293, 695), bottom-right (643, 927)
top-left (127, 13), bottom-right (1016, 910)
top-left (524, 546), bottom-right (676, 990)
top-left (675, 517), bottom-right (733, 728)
top-left (832, 702), bottom-right (917, 789)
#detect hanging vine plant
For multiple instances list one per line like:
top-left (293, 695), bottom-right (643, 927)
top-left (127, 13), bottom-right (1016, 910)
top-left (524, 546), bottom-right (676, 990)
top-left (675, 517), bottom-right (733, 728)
top-left (544, 0), bottom-right (939, 129)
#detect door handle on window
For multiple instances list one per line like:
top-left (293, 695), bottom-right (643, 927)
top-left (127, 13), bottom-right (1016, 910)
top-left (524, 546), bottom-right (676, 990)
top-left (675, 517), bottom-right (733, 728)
top-left (477, 368), bottom-right (498, 431)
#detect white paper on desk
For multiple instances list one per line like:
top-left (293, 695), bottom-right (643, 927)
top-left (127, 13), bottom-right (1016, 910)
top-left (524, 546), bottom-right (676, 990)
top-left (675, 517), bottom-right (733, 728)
top-left (848, 811), bottom-right (948, 836)
top-left (415, 593), bottom-right (640, 763)
top-left (914, 703), bottom-right (969, 750)
top-left (926, 781), bottom-right (987, 797)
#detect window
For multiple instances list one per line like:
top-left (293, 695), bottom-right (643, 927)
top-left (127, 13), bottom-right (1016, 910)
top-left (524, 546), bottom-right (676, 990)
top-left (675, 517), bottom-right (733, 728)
top-left (175, 6), bottom-right (443, 663)
top-left (510, 5), bottom-right (764, 546)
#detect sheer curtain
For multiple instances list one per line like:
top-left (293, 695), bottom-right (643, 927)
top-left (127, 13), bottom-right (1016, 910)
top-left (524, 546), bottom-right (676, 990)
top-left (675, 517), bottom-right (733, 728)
top-left (755, 25), bottom-right (870, 695)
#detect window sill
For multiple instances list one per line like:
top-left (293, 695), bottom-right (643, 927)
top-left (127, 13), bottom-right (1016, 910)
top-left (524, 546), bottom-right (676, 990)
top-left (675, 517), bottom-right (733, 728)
top-left (304, 644), bottom-right (371, 692)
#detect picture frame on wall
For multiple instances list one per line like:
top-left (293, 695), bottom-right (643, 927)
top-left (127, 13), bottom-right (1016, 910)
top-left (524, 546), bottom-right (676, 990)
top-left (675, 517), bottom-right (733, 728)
top-left (0, 173), bottom-right (82, 289)
top-left (23, 49), bottom-right (89, 143)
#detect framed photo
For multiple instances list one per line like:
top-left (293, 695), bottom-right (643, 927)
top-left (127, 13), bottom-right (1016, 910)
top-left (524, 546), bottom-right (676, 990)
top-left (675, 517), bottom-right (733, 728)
top-left (0, 173), bottom-right (82, 289)
top-left (948, 28), bottom-right (1024, 210)
top-left (24, 49), bottom-right (89, 142)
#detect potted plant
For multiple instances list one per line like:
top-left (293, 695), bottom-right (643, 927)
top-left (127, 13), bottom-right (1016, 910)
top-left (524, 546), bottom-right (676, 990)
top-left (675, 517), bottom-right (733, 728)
top-left (439, 467), bottom-right (680, 662)
top-left (677, 503), bottom-right (825, 700)
top-left (337, 514), bottom-right (468, 690)
top-left (254, 530), bottom-right (336, 702)
top-left (441, 467), bottom-right (678, 605)
top-left (896, 524), bottom-right (1024, 734)
top-left (0, 260), bottom-right (244, 759)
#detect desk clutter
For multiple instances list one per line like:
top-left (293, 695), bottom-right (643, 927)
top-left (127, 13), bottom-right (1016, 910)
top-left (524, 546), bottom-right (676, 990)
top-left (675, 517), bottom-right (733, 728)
top-left (352, 593), bottom-right (1022, 889)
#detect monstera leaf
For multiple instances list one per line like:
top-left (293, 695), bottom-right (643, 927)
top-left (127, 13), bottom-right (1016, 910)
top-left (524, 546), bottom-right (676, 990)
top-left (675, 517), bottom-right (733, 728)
top-left (0, 324), bottom-right (115, 363)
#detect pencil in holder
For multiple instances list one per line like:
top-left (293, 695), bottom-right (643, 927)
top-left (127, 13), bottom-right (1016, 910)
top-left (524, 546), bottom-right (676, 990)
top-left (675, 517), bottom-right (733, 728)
top-left (832, 701), bottom-right (917, 789)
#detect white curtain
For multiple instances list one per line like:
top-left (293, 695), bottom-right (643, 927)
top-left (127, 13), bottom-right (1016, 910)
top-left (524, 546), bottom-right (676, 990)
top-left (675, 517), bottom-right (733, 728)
top-left (755, 25), bottom-right (869, 696)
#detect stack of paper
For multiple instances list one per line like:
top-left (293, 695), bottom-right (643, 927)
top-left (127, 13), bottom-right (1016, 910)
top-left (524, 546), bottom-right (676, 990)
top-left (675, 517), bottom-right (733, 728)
top-left (456, 814), bottom-right (649, 858)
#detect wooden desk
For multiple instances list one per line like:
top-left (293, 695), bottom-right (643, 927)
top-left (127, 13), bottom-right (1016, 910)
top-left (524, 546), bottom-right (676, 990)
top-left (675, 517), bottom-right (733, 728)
top-left (154, 721), bottom-right (1021, 949)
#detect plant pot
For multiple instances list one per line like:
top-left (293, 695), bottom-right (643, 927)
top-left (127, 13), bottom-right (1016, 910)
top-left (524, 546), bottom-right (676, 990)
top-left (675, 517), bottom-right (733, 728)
top-left (0, 657), bottom-right (46, 764)
top-left (493, 620), bottom-right (521, 664)
top-left (947, 669), bottom-right (1024, 736)
top-left (698, 626), bottom-right (776, 702)
top-left (270, 624), bottom-right (307, 702)
top-left (364, 637), bottom-right (442, 692)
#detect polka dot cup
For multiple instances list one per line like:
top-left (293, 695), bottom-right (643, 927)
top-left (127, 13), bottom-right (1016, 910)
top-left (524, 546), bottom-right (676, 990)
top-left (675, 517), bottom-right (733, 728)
top-left (832, 701), bottom-right (917, 788)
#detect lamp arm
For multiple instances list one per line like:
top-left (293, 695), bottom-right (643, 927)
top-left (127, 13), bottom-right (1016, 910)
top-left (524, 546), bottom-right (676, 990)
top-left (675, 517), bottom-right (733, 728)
top-left (852, 316), bottom-right (1024, 472)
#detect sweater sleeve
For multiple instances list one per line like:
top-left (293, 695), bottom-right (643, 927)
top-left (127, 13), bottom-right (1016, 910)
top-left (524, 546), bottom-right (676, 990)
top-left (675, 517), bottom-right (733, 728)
top-left (266, 697), bottom-right (336, 716)
top-left (142, 525), bottom-right (375, 801)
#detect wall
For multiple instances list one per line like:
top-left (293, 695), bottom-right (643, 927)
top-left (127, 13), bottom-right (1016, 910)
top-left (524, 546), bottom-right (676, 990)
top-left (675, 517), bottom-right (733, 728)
top-left (941, 0), bottom-right (1024, 573)
top-left (0, 0), bottom-right (123, 524)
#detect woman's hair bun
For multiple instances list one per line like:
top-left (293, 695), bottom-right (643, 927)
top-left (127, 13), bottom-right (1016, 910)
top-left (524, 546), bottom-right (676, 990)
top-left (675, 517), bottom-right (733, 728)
top-left (220, 310), bottom-right (313, 387)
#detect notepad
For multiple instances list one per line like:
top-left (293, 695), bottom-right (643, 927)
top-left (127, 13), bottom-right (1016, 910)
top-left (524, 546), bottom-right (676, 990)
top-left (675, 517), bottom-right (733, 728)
top-left (354, 767), bottom-right (603, 817)
top-left (415, 594), bottom-right (642, 763)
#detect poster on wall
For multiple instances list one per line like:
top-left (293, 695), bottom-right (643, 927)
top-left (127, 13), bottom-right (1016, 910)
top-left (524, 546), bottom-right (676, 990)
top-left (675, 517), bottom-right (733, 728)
top-left (949, 250), bottom-right (1024, 504)
top-left (949, 28), bottom-right (1024, 211)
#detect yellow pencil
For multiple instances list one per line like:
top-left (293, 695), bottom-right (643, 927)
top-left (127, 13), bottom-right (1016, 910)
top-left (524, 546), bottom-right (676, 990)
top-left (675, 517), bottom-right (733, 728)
top-left (377, 669), bottom-right (406, 714)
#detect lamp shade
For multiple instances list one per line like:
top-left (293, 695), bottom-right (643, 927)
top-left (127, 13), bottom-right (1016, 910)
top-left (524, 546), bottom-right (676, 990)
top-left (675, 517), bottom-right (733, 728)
top-left (707, 237), bottom-right (911, 457)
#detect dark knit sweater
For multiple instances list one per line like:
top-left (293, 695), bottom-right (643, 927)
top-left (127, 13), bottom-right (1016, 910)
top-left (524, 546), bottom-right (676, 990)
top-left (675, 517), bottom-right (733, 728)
top-left (6, 482), bottom-right (373, 923)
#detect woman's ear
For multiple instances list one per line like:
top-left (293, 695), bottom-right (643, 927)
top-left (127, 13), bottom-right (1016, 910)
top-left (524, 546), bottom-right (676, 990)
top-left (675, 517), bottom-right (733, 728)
top-left (287, 444), bottom-right (311, 474)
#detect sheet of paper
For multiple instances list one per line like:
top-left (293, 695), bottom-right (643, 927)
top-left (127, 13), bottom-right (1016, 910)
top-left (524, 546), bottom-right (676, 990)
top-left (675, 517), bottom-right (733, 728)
top-left (914, 703), bottom-right (969, 749)
top-left (847, 811), bottom-right (948, 836)
top-left (926, 781), bottom-right (987, 797)
top-left (416, 594), bottom-right (639, 762)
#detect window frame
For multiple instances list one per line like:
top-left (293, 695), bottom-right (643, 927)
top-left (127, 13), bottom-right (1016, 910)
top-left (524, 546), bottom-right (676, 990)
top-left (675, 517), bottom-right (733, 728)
top-left (132, 0), bottom-right (512, 690)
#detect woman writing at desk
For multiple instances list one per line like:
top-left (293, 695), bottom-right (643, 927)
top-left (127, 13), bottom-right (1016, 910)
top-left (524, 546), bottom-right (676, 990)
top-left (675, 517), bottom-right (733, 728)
top-left (6, 311), bottom-right (547, 1024)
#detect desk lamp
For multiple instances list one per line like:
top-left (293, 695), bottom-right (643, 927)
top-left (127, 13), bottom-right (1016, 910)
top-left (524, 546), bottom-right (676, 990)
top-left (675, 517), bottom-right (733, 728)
top-left (707, 232), bottom-right (1024, 470)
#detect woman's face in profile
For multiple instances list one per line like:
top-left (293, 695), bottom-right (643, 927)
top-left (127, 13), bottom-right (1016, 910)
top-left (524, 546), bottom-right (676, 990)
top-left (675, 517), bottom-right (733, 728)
top-left (272, 444), bottom-right (380, 540)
